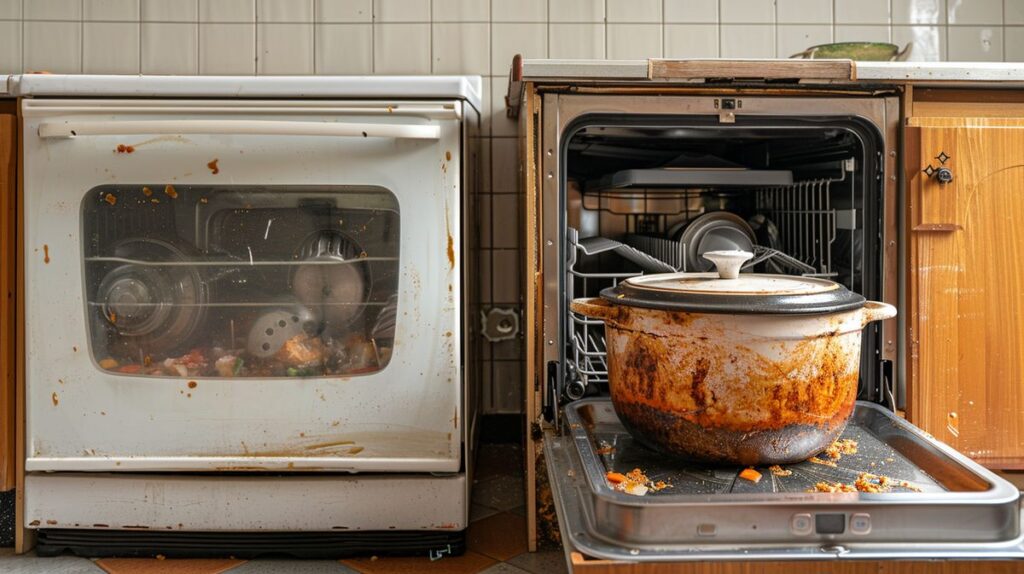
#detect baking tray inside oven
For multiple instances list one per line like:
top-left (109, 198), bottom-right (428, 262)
top-left (545, 398), bottom-right (1024, 562)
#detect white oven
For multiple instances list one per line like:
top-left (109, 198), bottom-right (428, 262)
top-left (14, 75), bottom-right (481, 555)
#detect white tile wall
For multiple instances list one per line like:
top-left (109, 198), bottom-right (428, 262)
top-left (200, 22), bottom-right (255, 74)
top-left (200, 0), bottom-right (256, 23)
top-left (4, 0), bottom-right (1024, 414)
top-left (83, 21), bottom-right (140, 73)
top-left (84, 0), bottom-right (139, 21)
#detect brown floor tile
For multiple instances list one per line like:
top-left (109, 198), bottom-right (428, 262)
top-left (470, 502), bottom-right (501, 523)
top-left (467, 512), bottom-right (528, 562)
top-left (95, 558), bottom-right (246, 574)
top-left (471, 475), bottom-right (525, 512)
top-left (506, 550), bottom-right (568, 574)
top-left (474, 444), bottom-right (524, 482)
top-left (340, 550), bottom-right (496, 574)
top-left (478, 564), bottom-right (531, 574)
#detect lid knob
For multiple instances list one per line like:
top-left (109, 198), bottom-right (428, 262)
top-left (702, 250), bottom-right (753, 280)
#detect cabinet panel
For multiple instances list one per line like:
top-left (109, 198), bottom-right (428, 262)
top-left (907, 117), bottom-right (1024, 468)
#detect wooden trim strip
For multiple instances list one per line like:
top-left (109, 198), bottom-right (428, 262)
top-left (649, 59), bottom-right (855, 81)
top-left (15, 99), bottom-right (33, 553)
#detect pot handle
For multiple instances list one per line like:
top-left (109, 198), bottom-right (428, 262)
top-left (861, 301), bottom-right (897, 327)
top-left (570, 297), bottom-right (617, 321)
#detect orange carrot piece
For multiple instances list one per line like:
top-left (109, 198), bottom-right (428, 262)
top-left (606, 472), bottom-right (627, 484)
top-left (739, 468), bottom-right (762, 483)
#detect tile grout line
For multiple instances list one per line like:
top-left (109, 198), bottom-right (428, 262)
top-left (79, 0), bottom-right (83, 72)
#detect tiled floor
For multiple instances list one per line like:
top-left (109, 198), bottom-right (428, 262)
top-left (0, 443), bottom-right (568, 574)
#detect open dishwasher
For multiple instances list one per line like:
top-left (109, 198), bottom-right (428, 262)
top-left (531, 92), bottom-right (1023, 562)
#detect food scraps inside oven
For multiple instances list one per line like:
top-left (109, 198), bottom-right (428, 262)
top-left (81, 184), bottom-right (401, 379)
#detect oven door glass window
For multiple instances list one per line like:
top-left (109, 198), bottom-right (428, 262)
top-left (82, 185), bottom-right (400, 378)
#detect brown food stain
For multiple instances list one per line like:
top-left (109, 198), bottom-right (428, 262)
top-left (348, 446), bottom-right (364, 455)
top-left (444, 201), bottom-right (455, 270)
top-left (104, 193), bottom-right (117, 206)
top-left (28, 520), bottom-right (40, 526)
top-left (445, 150), bottom-right (452, 161)
top-left (115, 144), bottom-right (135, 154)
top-left (164, 184), bottom-right (177, 198)
top-left (43, 245), bottom-right (50, 264)
top-left (207, 158), bottom-right (220, 174)
top-left (304, 440), bottom-right (355, 450)
top-left (73, 346), bottom-right (77, 352)
top-left (187, 381), bottom-right (197, 389)
top-left (142, 186), bottom-right (153, 196)
top-left (51, 392), bottom-right (59, 406)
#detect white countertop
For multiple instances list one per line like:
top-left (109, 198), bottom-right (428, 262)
top-left (7, 74), bottom-right (483, 111)
top-left (517, 58), bottom-right (1024, 85)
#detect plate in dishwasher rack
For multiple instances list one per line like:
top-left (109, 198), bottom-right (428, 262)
top-left (545, 399), bottom-right (1024, 561)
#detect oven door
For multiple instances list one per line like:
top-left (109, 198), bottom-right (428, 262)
top-left (22, 98), bottom-right (464, 473)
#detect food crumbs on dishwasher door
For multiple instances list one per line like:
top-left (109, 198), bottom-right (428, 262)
top-left (739, 468), bottom-right (762, 483)
top-left (595, 441), bottom-right (615, 455)
top-left (808, 456), bottom-right (838, 467)
top-left (825, 438), bottom-right (859, 461)
top-left (811, 481), bottom-right (857, 493)
top-left (769, 464), bottom-right (792, 477)
top-left (607, 468), bottom-right (671, 496)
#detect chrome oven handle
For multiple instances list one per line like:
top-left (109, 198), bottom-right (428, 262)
top-left (37, 119), bottom-right (441, 140)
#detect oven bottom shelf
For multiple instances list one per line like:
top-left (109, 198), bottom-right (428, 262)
top-left (35, 528), bottom-right (466, 559)
top-left (545, 398), bottom-right (1024, 562)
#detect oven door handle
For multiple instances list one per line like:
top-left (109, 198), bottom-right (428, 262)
top-left (37, 119), bottom-right (441, 140)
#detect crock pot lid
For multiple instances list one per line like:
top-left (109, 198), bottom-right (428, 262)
top-left (624, 272), bottom-right (839, 295)
top-left (605, 272), bottom-right (866, 314)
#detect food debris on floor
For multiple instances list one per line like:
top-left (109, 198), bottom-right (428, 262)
top-left (606, 468), bottom-right (671, 496)
top-left (769, 464), bottom-right (792, 477)
top-left (738, 468), bottom-right (762, 483)
top-left (825, 438), bottom-right (859, 461)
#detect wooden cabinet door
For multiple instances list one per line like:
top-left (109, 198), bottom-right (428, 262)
top-left (907, 117), bottom-right (1024, 468)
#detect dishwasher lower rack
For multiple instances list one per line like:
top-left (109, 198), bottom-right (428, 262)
top-left (545, 399), bottom-right (1024, 562)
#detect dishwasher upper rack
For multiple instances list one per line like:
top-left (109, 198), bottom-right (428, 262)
top-left (564, 176), bottom-right (846, 399)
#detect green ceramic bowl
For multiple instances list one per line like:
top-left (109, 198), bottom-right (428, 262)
top-left (790, 42), bottom-right (911, 61)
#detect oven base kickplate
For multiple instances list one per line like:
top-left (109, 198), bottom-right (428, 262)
top-left (546, 399), bottom-right (1024, 562)
top-left (35, 529), bottom-right (466, 560)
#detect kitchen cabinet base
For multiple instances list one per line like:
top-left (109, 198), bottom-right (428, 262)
top-left (34, 528), bottom-right (466, 559)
